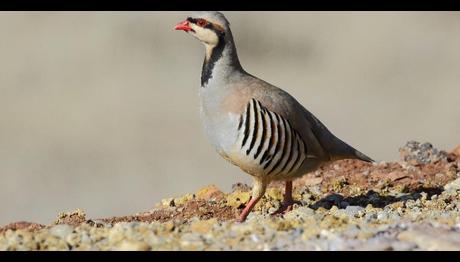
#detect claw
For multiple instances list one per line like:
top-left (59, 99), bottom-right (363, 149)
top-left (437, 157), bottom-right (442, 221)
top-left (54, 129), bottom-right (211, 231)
top-left (271, 180), bottom-right (298, 216)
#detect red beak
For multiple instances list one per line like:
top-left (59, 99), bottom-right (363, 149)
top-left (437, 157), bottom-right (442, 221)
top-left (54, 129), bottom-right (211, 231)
top-left (174, 20), bottom-right (192, 32)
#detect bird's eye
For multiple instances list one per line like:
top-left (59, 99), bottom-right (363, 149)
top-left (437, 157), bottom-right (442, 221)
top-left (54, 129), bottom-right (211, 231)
top-left (197, 19), bottom-right (208, 27)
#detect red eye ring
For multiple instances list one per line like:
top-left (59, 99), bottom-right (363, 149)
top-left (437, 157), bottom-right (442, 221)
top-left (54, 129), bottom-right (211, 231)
top-left (197, 19), bottom-right (208, 27)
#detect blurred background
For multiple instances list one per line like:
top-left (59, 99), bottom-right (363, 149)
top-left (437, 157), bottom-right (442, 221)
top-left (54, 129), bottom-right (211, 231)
top-left (0, 11), bottom-right (459, 225)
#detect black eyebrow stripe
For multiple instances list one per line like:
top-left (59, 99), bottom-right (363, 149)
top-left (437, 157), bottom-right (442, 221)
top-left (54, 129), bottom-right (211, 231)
top-left (187, 17), bottom-right (197, 23)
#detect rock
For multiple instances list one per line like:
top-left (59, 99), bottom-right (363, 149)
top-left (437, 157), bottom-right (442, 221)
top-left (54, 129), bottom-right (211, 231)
top-left (391, 240), bottom-right (417, 251)
top-left (302, 176), bottom-right (323, 186)
top-left (173, 194), bottom-right (194, 206)
top-left (451, 145), bottom-right (460, 157)
top-left (54, 209), bottom-right (87, 226)
top-left (399, 141), bottom-right (448, 165)
top-left (226, 191), bottom-right (250, 209)
top-left (190, 219), bottom-right (216, 234)
top-left (284, 206), bottom-right (315, 221)
top-left (355, 238), bottom-right (393, 251)
top-left (444, 178), bottom-right (460, 192)
top-left (115, 240), bottom-right (150, 251)
top-left (377, 211), bottom-right (389, 221)
top-left (344, 206), bottom-right (364, 218)
top-left (398, 227), bottom-right (460, 251)
top-left (196, 185), bottom-right (225, 201)
top-left (180, 233), bottom-right (205, 250)
top-left (49, 224), bottom-right (74, 240)
top-left (265, 188), bottom-right (283, 201)
top-left (388, 172), bottom-right (409, 182)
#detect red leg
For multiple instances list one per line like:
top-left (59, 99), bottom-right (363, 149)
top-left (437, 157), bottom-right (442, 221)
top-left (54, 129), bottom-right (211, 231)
top-left (237, 196), bottom-right (262, 222)
top-left (284, 180), bottom-right (294, 205)
top-left (272, 181), bottom-right (295, 216)
top-left (237, 178), bottom-right (267, 223)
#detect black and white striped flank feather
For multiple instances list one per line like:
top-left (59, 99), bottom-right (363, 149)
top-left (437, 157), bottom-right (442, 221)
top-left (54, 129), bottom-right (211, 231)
top-left (236, 98), bottom-right (308, 178)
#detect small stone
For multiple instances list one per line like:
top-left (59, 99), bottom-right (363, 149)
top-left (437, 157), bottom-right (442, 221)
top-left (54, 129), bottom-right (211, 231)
top-left (355, 238), bottom-right (393, 251)
top-left (49, 224), bottom-right (74, 240)
top-left (180, 233), bottom-right (205, 250)
top-left (444, 178), bottom-right (460, 192)
top-left (173, 194), bottom-right (195, 206)
top-left (377, 211), bottom-right (389, 221)
top-left (190, 219), bottom-right (216, 234)
top-left (344, 206), bottom-right (364, 218)
top-left (284, 206), bottom-right (315, 221)
top-left (398, 227), bottom-right (460, 251)
top-left (161, 198), bottom-right (175, 207)
top-left (391, 241), bottom-right (417, 251)
top-left (388, 172), bottom-right (408, 182)
top-left (196, 185), bottom-right (225, 201)
top-left (302, 177), bottom-right (323, 186)
top-left (364, 213), bottom-right (377, 223)
top-left (115, 240), bottom-right (150, 251)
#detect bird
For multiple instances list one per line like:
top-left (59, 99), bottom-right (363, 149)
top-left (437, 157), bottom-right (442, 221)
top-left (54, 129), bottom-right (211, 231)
top-left (174, 11), bottom-right (373, 222)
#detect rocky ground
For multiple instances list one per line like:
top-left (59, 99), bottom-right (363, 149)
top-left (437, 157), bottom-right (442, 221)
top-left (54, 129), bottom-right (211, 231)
top-left (1, 141), bottom-right (460, 251)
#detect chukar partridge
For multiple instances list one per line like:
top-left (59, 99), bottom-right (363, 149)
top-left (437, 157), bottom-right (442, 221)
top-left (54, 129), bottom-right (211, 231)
top-left (175, 12), bottom-right (373, 222)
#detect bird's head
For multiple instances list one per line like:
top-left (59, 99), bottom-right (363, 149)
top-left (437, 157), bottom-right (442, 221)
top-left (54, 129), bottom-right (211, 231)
top-left (174, 11), bottom-right (230, 47)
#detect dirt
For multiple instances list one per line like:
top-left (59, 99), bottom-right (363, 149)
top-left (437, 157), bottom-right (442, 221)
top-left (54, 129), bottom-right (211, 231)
top-left (102, 199), bottom-right (237, 225)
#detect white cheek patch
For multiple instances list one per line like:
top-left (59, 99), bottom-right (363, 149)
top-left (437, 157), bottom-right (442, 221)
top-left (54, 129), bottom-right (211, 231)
top-left (189, 24), bottom-right (219, 46)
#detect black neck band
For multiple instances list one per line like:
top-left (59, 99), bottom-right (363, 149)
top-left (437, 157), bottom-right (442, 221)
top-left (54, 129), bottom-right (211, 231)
top-left (201, 35), bottom-right (226, 87)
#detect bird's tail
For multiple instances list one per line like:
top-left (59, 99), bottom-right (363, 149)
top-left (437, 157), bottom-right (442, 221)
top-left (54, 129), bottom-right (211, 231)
top-left (300, 108), bottom-right (374, 163)
top-left (329, 141), bottom-right (374, 163)
top-left (351, 148), bottom-right (374, 163)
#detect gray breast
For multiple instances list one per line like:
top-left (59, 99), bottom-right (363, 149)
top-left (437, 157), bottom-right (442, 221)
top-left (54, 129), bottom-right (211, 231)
top-left (199, 86), bottom-right (240, 153)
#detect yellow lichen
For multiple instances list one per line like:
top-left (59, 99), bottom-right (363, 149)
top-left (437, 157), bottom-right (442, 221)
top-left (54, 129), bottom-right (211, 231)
top-left (226, 191), bottom-right (251, 209)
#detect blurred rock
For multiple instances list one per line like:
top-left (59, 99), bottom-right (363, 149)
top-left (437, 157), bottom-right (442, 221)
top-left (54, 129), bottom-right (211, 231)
top-left (196, 185), bottom-right (225, 201)
top-left (399, 141), bottom-right (449, 165)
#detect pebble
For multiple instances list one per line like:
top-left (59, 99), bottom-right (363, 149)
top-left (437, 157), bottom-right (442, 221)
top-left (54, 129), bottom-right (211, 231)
top-left (344, 206), bottom-right (364, 218)
top-left (444, 178), bottom-right (460, 191)
top-left (49, 224), bottom-right (74, 239)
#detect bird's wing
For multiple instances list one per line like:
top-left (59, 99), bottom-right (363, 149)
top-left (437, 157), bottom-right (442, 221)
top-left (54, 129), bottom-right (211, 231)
top-left (246, 77), bottom-right (373, 163)
top-left (246, 90), bottom-right (330, 162)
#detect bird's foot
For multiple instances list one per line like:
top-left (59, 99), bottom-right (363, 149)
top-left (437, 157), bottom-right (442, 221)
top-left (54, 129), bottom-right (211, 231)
top-left (270, 200), bottom-right (300, 216)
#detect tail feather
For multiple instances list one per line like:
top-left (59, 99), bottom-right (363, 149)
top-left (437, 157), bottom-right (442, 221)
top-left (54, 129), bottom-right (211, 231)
top-left (301, 107), bottom-right (374, 163)
top-left (352, 148), bottom-right (374, 163)
top-left (325, 135), bottom-right (374, 163)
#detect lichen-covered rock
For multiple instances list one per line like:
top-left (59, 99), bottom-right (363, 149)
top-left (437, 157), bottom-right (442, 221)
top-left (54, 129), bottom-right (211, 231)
top-left (399, 141), bottom-right (449, 165)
